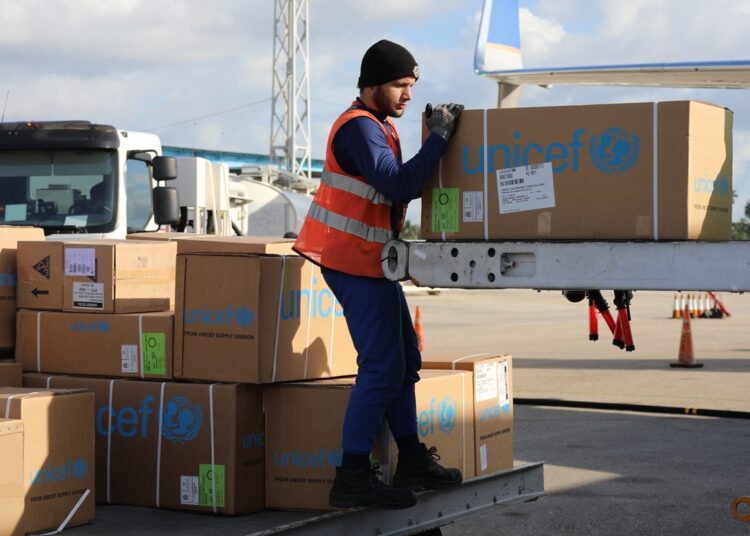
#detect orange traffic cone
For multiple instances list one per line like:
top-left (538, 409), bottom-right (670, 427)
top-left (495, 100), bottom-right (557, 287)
top-left (671, 294), bottom-right (682, 319)
top-left (670, 305), bottom-right (703, 368)
top-left (414, 306), bottom-right (424, 352)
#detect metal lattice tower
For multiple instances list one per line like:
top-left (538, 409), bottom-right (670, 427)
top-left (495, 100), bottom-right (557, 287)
top-left (270, 0), bottom-right (312, 179)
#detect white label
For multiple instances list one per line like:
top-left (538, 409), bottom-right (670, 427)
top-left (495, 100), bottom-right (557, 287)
top-left (65, 248), bottom-right (96, 276)
top-left (480, 444), bottom-right (488, 471)
top-left (498, 361), bottom-right (510, 405)
top-left (462, 191), bottom-right (484, 222)
top-left (72, 281), bottom-right (104, 309)
top-left (497, 162), bottom-right (556, 214)
top-left (121, 345), bottom-right (138, 373)
top-left (64, 215), bottom-right (88, 227)
top-left (475, 362), bottom-right (499, 402)
top-left (180, 476), bottom-right (200, 505)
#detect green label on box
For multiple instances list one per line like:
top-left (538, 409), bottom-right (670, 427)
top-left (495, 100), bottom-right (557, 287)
top-left (142, 332), bottom-right (166, 376)
top-left (199, 464), bottom-right (225, 508)
top-left (432, 188), bottom-right (459, 233)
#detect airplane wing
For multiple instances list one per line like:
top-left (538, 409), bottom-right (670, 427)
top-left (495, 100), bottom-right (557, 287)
top-left (478, 60), bottom-right (750, 90)
top-left (475, 0), bottom-right (750, 90)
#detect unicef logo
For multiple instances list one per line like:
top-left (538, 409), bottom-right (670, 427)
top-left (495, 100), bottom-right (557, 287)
top-left (162, 397), bottom-right (203, 444)
top-left (234, 306), bottom-right (254, 327)
top-left (99, 321), bottom-right (110, 333)
top-left (73, 458), bottom-right (88, 479)
top-left (438, 396), bottom-right (457, 433)
top-left (589, 127), bottom-right (640, 174)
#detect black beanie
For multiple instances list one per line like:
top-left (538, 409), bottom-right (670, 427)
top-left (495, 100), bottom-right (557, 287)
top-left (357, 39), bottom-right (420, 89)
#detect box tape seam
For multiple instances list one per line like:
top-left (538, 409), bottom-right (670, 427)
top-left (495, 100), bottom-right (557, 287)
top-left (36, 311), bottom-right (42, 372)
top-left (451, 352), bottom-right (493, 369)
top-left (106, 379), bottom-right (115, 504)
top-left (653, 102), bottom-right (659, 240)
top-left (483, 108), bottom-right (489, 241)
top-left (138, 314), bottom-right (144, 379)
top-left (462, 373), bottom-right (466, 476)
top-left (303, 264), bottom-right (315, 379)
top-left (209, 383), bottom-right (217, 513)
top-left (272, 256), bottom-right (287, 382)
top-left (4, 394), bottom-right (25, 419)
top-left (39, 488), bottom-right (91, 535)
top-left (155, 382), bottom-right (166, 508)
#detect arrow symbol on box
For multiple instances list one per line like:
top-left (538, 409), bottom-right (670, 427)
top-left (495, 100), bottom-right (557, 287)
top-left (31, 288), bottom-right (49, 297)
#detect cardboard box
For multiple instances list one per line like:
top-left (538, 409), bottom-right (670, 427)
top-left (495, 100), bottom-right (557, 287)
top-left (377, 370), bottom-right (475, 484)
top-left (422, 353), bottom-right (514, 476)
top-left (0, 226), bottom-right (45, 356)
top-left (175, 251), bottom-right (356, 384)
top-left (16, 310), bottom-right (173, 379)
top-left (127, 232), bottom-right (296, 255)
top-left (264, 371), bottom-right (473, 511)
top-left (17, 239), bottom-right (177, 313)
top-left (0, 362), bottom-right (22, 387)
top-left (0, 387), bottom-right (95, 534)
top-left (422, 101), bottom-right (732, 240)
top-left (0, 418), bottom-right (24, 536)
top-left (23, 374), bottom-right (264, 514)
top-left (264, 379), bottom-right (360, 511)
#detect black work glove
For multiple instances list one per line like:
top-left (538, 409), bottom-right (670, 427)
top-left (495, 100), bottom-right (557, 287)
top-left (425, 103), bottom-right (465, 142)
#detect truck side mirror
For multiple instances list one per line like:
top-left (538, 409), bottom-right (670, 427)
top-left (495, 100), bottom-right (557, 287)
top-left (152, 156), bottom-right (177, 181)
top-left (153, 186), bottom-right (180, 225)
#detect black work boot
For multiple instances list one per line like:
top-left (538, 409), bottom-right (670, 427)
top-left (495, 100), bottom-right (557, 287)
top-left (329, 463), bottom-right (418, 509)
top-left (392, 443), bottom-right (463, 490)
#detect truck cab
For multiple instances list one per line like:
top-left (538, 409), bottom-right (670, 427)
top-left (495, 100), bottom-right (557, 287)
top-left (0, 120), bottom-right (176, 239)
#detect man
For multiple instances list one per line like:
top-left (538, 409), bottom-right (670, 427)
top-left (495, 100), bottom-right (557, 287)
top-left (294, 39), bottom-right (464, 509)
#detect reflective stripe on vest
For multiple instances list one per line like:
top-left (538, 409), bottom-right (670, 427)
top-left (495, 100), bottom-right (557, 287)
top-left (308, 202), bottom-right (391, 244)
top-left (320, 170), bottom-right (392, 206)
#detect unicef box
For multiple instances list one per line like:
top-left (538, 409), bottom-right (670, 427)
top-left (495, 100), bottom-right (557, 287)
top-left (422, 353), bottom-right (513, 478)
top-left (0, 387), bottom-right (95, 534)
top-left (421, 101), bottom-right (732, 240)
top-left (264, 371), bottom-right (474, 511)
top-left (16, 310), bottom-right (173, 379)
top-left (23, 374), bottom-right (265, 514)
top-left (174, 248), bottom-right (357, 384)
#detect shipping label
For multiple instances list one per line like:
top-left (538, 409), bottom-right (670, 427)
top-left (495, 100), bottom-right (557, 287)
top-left (180, 476), bottom-right (200, 505)
top-left (497, 162), bottom-right (556, 214)
top-left (65, 248), bottom-right (96, 277)
top-left (199, 464), bottom-right (225, 508)
top-left (432, 188), bottom-right (459, 233)
top-left (475, 362), bottom-right (498, 402)
top-left (142, 332), bottom-right (166, 375)
top-left (72, 282), bottom-right (104, 309)
top-left (121, 345), bottom-right (138, 374)
top-left (462, 191), bottom-right (484, 222)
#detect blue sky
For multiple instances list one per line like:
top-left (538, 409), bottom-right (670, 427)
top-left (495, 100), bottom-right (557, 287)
top-left (2, 0), bottom-right (749, 220)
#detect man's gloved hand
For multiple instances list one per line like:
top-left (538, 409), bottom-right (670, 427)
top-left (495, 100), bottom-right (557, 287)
top-left (425, 103), bottom-right (465, 142)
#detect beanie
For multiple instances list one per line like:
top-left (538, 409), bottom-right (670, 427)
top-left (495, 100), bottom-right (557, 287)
top-left (357, 39), bottom-right (420, 89)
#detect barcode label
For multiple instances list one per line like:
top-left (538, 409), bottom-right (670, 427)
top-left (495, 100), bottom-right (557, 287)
top-left (497, 162), bottom-right (556, 214)
top-left (65, 248), bottom-right (96, 276)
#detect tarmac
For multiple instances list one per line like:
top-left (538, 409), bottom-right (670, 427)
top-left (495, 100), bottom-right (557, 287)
top-left (61, 289), bottom-right (750, 535)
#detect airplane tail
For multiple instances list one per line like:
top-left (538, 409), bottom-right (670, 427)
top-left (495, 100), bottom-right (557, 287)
top-left (474, 0), bottom-right (523, 75)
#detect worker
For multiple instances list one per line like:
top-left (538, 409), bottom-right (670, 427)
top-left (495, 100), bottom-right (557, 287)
top-left (294, 39), bottom-right (464, 509)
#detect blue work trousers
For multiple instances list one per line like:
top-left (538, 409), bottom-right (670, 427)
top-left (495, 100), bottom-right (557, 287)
top-left (322, 268), bottom-right (421, 455)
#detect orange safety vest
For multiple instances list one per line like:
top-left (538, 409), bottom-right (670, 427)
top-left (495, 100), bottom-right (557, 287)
top-left (294, 102), bottom-right (404, 278)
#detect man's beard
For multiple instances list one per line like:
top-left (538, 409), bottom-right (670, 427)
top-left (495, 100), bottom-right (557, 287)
top-left (373, 86), bottom-right (404, 118)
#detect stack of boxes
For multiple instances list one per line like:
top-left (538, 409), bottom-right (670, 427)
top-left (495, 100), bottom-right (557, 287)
top-left (5, 232), bottom-right (516, 522)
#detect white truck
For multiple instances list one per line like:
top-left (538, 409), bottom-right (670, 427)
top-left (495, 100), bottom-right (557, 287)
top-left (0, 120), bottom-right (312, 239)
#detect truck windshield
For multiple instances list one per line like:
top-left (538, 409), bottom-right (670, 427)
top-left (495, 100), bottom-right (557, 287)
top-left (0, 150), bottom-right (117, 233)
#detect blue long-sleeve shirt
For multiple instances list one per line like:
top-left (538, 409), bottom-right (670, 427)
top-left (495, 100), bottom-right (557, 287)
top-left (332, 100), bottom-right (448, 206)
